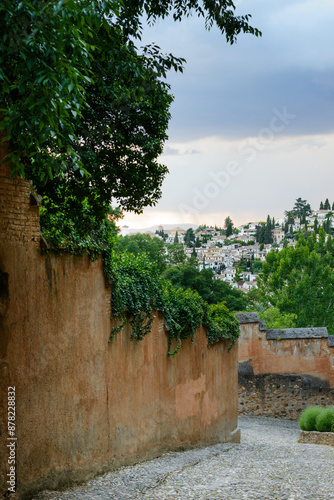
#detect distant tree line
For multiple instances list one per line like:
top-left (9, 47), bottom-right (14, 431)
top-left (319, 198), bottom-right (334, 210)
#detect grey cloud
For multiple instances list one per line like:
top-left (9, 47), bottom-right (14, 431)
top-left (140, 0), bottom-right (334, 142)
top-left (163, 146), bottom-right (200, 156)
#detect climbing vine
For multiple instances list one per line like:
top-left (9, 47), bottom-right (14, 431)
top-left (104, 251), bottom-right (162, 342)
top-left (203, 302), bottom-right (240, 351)
top-left (39, 205), bottom-right (240, 356)
top-left (104, 250), bottom-right (240, 355)
top-left (160, 281), bottom-right (205, 356)
top-left (40, 196), bottom-right (119, 260)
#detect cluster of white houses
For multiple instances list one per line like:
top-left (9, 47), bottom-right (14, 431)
top-left (121, 209), bottom-right (334, 292)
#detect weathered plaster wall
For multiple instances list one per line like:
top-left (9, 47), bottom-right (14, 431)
top-left (0, 157), bottom-right (239, 499)
top-left (236, 313), bottom-right (334, 419)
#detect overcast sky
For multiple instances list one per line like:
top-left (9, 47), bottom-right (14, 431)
top-left (121, 0), bottom-right (334, 229)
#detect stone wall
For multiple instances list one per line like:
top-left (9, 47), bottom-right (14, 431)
top-left (237, 313), bottom-right (334, 420)
top-left (0, 157), bottom-right (239, 499)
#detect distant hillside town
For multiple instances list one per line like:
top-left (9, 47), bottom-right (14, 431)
top-left (120, 198), bottom-right (334, 292)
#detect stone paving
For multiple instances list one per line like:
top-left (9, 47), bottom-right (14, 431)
top-left (34, 416), bottom-right (334, 500)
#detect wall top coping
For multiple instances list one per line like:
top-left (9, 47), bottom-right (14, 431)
top-left (236, 312), bottom-right (259, 324)
top-left (267, 328), bottom-right (328, 340)
top-left (328, 335), bottom-right (334, 347)
top-left (259, 320), bottom-right (267, 331)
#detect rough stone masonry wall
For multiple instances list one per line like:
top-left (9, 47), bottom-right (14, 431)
top-left (236, 313), bottom-right (334, 420)
top-left (0, 151), bottom-right (239, 499)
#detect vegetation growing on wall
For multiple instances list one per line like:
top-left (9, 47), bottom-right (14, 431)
top-left (40, 197), bottom-right (120, 260)
top-left (104, 250), bottom-right (240, 356)
top-left (1, 0), bottom-right (256, 356)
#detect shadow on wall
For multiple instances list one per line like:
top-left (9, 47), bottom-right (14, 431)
top-left (236, 313), bottom-right (334, 420)
top-left (0, 268), bottom-right (9, 358)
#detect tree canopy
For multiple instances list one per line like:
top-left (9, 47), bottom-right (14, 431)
top-left (285, 198), bottom-right (312, 224)
top-left (255, 215), bottom-right (273, 244)
top-left (256, 228), bottom-right (334, 334)
top-left (225, 216), bottom-right (234, 237)
top-left (163, 263), bottom-right (247, 311)
top-left (1, 0), bottom-right (261, 222)
top-left (115, 233), bottom-right (168, 272)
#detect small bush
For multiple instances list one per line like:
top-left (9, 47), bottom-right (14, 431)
top-left (315, 407), bottom-right (334, 432)
top-left (298, 406), bottom-right (323, 431)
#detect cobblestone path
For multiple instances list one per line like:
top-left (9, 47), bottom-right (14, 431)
top-left (34, 416), bottom-right (334, 499)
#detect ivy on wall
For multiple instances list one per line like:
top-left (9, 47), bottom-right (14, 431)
top-left (39, 207), bottom-right (240, 356)
top-left (203, 302), bottom-right (241, 351)
top-left (40, 197), bottom-right (119, 260)
top-left (104, 250), bottom-right (240, 356)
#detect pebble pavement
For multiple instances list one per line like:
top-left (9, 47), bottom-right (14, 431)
top-left (34, 416), bottom-right (334, 500)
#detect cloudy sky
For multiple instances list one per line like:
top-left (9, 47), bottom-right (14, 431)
top-left (122, 0), bottom-right (334, 229)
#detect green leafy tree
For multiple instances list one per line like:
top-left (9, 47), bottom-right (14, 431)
top-left (258, 307), bottom-right (297, 329)
top-left (255, 216), bottom-right (273, 244)
top-left (320, 201), bottom-right (324, 210)
top-left (257, 228), bottom-right (334, 334)
top-left (285, 211), bottom-right (295, 225)
top-left (251, 259), bottom-right (262, 274)
top-left (163, 264), bottom-right (247, 311)
top-left (167, 243), bottom-right (186, 265)
top-left (184, 227), bottom-right (195, 247)
top-left (173, 231), bottom-right (179, 244)
top-left (323, 212), bottom-right (333, 234)
top-left (290, 198), bottom-right (312, 223)
top-left (1, 0), bottom-right (261, 225)
top-left (156, 229), bottom-right (168, 241)
top-left (314, 218), bottom-right (319, 234)
top-left (264, 215), bottom-right (273, 244)
top-left (115, 233), bottom-right (167, 272)
top-left (195, 236), bottom-right (201, 248)
top-left (234, 270), bottom-right (243, 283)
top-left (189, 247), bottom-right (198, 265)
top-left (225, 216), bottom-right (234, 237)
top-left (324, 198), bottom-right (331, 210)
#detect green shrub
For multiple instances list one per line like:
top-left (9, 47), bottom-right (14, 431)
top-left (161, 282), bottom-right (205, 357)
top-left (203, 302), bottom-right (240, 351)
top-left (298, 406), bottom-right (323, 431)
top-left (315, 407), bottom-right (334, 432)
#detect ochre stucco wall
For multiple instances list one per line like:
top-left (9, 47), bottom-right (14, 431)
top-left (0, 157), bottom-right (239, 499)
top-left (237, 315), bottom-right (334, 420)
top-left (238, 319), bottom-right (334, 388)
